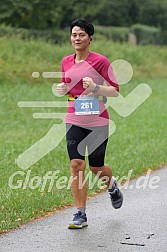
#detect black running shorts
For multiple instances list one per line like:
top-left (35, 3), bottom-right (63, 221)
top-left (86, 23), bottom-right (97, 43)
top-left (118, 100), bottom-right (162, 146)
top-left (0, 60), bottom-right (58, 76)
top-left (66, 124), bottom-right (109, 167)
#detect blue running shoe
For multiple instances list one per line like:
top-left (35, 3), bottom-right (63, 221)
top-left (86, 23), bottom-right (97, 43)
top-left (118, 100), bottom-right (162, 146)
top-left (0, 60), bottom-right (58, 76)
top-left (68, 211), bottom-right (88, 229)
top-left (108, 179), bottom-right (123, 209)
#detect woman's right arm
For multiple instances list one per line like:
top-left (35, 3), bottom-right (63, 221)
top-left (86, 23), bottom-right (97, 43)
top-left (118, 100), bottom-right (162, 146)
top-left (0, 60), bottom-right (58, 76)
top-left (56, 59), bottom-right (69, 95)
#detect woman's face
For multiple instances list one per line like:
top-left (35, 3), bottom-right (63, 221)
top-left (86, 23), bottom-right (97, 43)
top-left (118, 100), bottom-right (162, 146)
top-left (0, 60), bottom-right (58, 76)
top-left (71, 26), bottom-right (92, 51)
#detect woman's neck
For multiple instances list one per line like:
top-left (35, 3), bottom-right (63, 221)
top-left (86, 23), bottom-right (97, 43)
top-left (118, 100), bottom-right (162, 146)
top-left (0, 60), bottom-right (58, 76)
top-left (75, 50), bottom-right (90, 62)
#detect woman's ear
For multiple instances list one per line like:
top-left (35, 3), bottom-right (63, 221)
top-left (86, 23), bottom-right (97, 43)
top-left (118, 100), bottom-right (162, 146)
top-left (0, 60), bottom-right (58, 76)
top-left (90, 36), bottom-right (93, 41)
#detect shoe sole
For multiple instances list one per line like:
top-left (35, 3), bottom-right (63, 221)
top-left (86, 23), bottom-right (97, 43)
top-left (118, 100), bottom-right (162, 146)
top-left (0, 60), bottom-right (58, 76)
top-left (68, 222), bottom-right (88, 229)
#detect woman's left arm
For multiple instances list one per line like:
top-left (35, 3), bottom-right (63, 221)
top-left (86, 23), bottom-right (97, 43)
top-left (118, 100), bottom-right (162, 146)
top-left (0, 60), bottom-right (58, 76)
top-left (83, 77), bottom-right (119, 97)
top-left (83, 57), bottom-right (119, 97)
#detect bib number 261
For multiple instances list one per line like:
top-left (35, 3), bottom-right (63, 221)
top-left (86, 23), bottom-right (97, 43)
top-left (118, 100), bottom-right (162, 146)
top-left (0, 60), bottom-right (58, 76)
top-left (81, 102), bottom-right (93, 109)
top-left (75, 96), bottom-right (100, 115)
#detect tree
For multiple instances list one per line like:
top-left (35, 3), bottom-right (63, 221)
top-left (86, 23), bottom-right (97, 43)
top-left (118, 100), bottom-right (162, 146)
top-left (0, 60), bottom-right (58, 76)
top-left (138, 0), bottom-right (167, 29)
top-left (0, 0), bottom-right (167, 31)
top-left (0, 0), bottom-right (63, 29)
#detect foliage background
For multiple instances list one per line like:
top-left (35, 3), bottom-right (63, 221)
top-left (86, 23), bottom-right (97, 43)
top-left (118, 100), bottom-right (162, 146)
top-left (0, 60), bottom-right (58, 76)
top-left (1, 0), bottom-right (167, 30)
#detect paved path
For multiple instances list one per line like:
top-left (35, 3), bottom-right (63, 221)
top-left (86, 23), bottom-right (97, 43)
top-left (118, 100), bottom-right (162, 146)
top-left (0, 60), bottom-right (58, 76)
top-left (0, 167), bottom-right (167, 252)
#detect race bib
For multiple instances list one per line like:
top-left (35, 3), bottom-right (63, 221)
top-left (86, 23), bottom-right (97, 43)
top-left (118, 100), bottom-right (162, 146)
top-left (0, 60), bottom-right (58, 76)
top-left (75, 96), bottom-right (100, 115)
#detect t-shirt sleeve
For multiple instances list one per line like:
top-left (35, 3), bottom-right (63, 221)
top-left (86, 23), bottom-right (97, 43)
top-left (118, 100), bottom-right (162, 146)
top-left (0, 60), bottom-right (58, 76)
top-left (100, 57), bottom-right (119, 92)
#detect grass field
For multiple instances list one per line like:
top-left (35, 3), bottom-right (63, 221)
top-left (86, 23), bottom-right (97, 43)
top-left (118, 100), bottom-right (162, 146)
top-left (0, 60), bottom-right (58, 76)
top-left (0, 37), bottom-right (167, 233)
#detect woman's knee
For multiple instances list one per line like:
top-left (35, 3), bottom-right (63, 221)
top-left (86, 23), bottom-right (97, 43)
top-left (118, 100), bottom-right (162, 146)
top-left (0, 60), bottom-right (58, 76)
top-left (89, 165), bottom-right (104, 174)
top-left (70, 159), bottom-right (86, 176)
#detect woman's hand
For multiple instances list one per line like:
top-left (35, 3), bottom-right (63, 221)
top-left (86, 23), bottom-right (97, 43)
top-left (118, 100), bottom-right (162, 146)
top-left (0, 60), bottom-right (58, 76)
top-left (82, 77), bottom-right (96, 91)
top-left (56, 83), bottom-right (68, 95)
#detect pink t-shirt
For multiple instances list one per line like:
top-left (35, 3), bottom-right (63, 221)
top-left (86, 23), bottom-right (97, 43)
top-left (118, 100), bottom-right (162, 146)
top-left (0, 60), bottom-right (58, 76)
top-left (61, 52), bottom-right (119, 127)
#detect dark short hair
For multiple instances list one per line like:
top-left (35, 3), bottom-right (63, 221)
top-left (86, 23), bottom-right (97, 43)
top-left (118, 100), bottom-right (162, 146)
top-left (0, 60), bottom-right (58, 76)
top-left (70, 19), bottom-right (94, 37)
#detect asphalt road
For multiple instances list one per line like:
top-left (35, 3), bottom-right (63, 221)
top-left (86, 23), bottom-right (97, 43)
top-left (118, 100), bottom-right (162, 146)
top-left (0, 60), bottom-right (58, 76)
top-left (0, 167), bottom-right (167, 252)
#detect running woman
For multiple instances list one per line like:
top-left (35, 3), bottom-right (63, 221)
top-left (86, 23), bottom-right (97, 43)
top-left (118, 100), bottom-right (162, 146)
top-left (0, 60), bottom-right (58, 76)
top-left (57, 19), bottom-right (123, 229)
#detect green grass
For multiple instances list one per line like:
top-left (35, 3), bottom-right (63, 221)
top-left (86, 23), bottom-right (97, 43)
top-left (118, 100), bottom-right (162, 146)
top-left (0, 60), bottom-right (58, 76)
top-left (0, 37), bottom-right (167, 233)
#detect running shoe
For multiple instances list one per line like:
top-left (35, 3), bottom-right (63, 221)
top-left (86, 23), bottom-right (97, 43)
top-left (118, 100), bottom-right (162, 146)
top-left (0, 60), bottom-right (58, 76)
top-left (68, 211), bottom-right (88, 229)
top-left (108, 179), bottom-right (123, 209)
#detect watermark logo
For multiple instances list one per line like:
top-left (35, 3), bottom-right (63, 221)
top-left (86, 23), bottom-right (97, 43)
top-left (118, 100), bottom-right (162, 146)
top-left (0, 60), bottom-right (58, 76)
top-left (16, 59), bottom-right (152, 170)
top-left (8, 169), bottom-right (160, 192)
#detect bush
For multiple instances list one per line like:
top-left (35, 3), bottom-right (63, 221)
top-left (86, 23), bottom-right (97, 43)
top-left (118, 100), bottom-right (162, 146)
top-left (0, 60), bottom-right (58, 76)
top-left (1, 23), bottom-right (167, 45)
top-left (130, 24), bottom-right (162, 45)
top-left (161, 30), bottom-right (167, 44)
top-left (0, 24), bottom-right (69, 44)
top-left (95, 25), bottom-right (129, 43)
